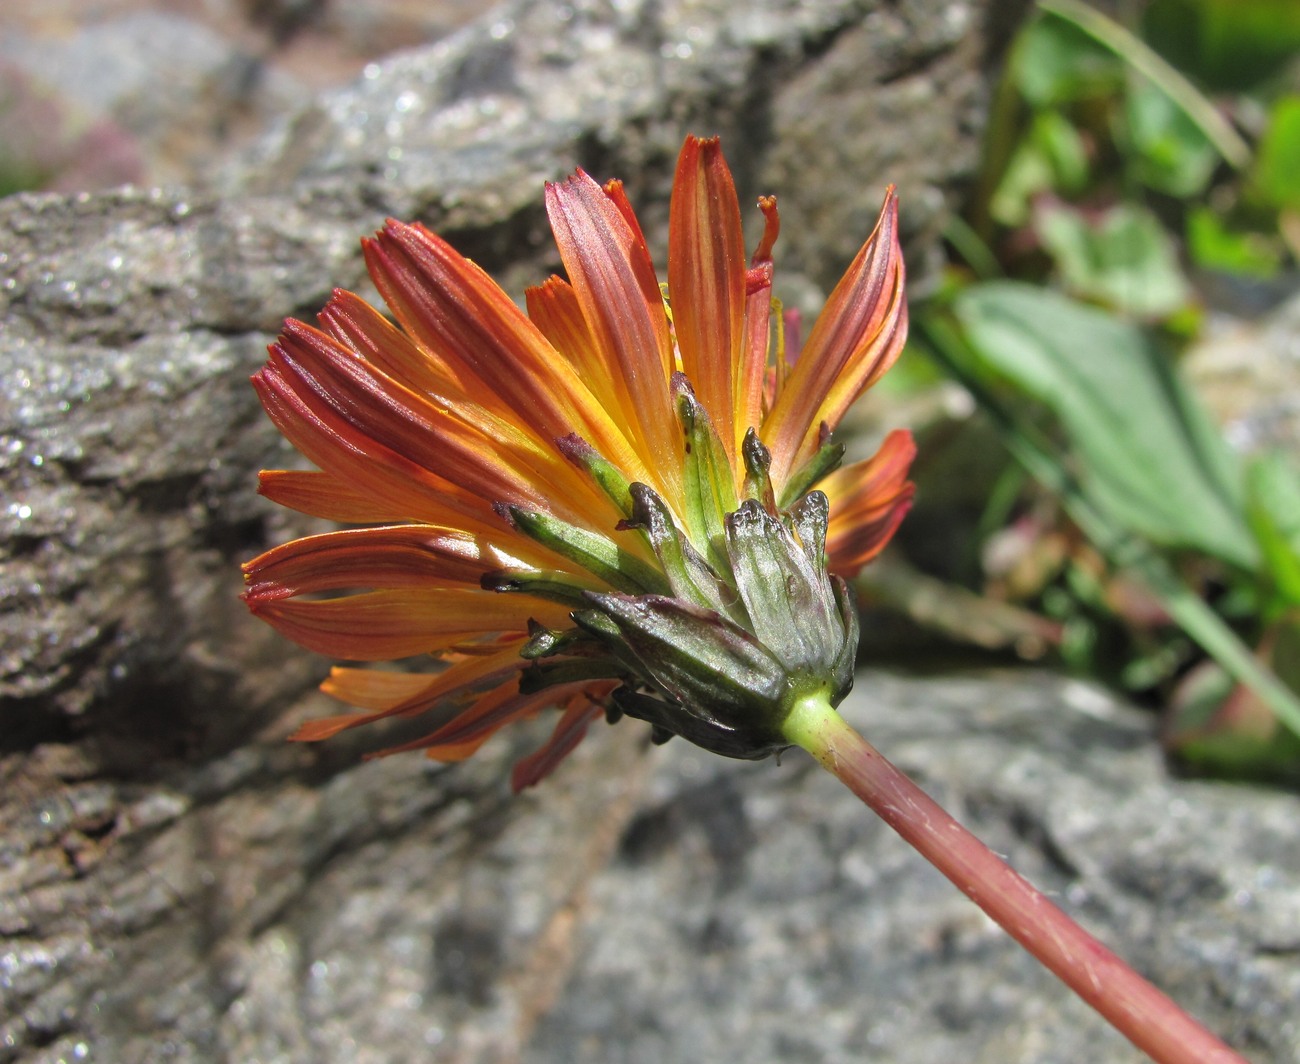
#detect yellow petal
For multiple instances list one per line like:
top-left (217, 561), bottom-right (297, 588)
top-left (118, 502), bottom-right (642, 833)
top-left (526, 275), bottom-right (620, 413)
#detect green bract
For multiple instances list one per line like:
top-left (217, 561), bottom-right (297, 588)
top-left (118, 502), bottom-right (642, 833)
top-left (495, 377), bottom-right (859, 761)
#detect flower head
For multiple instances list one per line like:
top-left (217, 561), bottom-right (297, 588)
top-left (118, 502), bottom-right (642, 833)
top-left (244, 136), bottom-right (915, 789)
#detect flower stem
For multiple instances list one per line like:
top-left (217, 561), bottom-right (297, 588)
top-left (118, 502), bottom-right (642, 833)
top-left (781, 695), bottom-right (1250, 1064)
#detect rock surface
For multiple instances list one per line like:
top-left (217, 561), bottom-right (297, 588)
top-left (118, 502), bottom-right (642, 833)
top-left (4, 1), bottom-right (1296, 1062)
top-left (0, 0), bottom-right (484, 193)
top-left (5, 671), bottom-right (1298, 1063)
top-left (1185, 287), bottom-right (1300, 463)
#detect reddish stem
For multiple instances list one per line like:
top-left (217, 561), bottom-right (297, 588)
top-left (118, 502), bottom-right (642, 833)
top-left (783, 699), bottom-right (1250, 1064)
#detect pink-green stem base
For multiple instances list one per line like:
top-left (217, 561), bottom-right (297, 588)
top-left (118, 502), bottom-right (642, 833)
top-left (782, 696), bottom-right (1250, 1064)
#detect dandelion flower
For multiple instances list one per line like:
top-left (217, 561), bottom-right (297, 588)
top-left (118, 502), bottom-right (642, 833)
top-left (241, 137), bottom-right (1250, 1062)
top-left (244, 135), bottom-right (914, 789)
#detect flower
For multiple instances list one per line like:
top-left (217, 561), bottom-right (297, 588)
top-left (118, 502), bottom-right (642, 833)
top-left (244, 135), bottom-right (915, 789)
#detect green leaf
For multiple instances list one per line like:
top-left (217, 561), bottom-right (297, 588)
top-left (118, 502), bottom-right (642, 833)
top-left (951, 283), bottom-right (1256, 567)
top-left (1254, 95), bottom-right (1300, 212)
top-left (1122, 79), bottom-right (1218, 197)
top-left (1034, 111), bottom-right (1091, 195)
top-left (1143, 0), bottom-right (1300, 92)
top-left (1041, 0), bottom-right (1250, 168)
top-left (990, 139), bottom-right (1057, 229)
top-left (1246, 451), bottom-right (1300, 610)
top-left (1186, 207), bottom-right (1283, 277)
top-left (1015, 14), bottom-right (1123, 107)
top-left (1035, 203), bottom-right (1192, 318)
top-left (917, 307), bottom-right (1300, 741)
top-left (1166, 617), bottom-right (1300, 777)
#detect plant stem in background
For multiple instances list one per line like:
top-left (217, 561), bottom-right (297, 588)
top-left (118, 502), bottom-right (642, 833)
top-left (1037, 0), bottom-right (1250, 169)
top-left (782, 695), bottom-right (1251, 1064)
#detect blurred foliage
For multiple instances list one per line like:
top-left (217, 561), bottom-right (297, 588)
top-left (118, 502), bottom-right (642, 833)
top-left (0, 61), bottom-right (141, 196)
top-left (903, 0), bottom-right (1300, 778)
top-left (0, 64), bottom-right (63, 196)
top-left (1143, 0), bottom-right (1300, 91)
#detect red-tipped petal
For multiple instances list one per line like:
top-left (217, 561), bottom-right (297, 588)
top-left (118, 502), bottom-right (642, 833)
top-left (738, 195), bottom-right (780, 435)
top-left (510, 695), bottom-right (609, 791)
top-left (253, 356), bottom-right (484, 528)
top-left (363, 679), bottom-right (595, 761)
top-left (318, 287), bottom-right (453, 399)
top-left (822, 428), bottom-right (917, 577)
top-left (365, 219), bottom-right (650, 490)
top-left (242, 524), bottom-right (539, 602)
top-left (545, 170), bottom-right (681, 500)
top-left (763, 188), bottom-right (906, 486)
top-left (247, 588), bottom-right (568, 661)
top-left (669, 136), bottom-right (747, 460)
top-left (264, 322), bottom-right (572, 516)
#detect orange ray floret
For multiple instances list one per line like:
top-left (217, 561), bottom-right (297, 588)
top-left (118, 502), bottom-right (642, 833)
top-left (738, 195), bottom-right (781, 440)
top-left (257, 468), bottom-right (412, 524)
top-left (761, 188), bottom-right (906, 487)
top-left (292, 643), bottom-right (530, 741)
top-left (823, 429), bottom-right (918, 577)
top-left (510, 694), bottom-right (612, 792)
top-left (242, 524), bottom-right (554, 602)
top-left (669, 136), bottom-right (747, 463)
top-left (368, 679), bottom-right (605, 762)
top-left (363, 222), bottom-right (639, 470)
top-left (249, 589), bottom-right (571, 661)
top-left (526, 275), bottom-right (621, 418)
top-left (544, 170), bottom-right (683, 506)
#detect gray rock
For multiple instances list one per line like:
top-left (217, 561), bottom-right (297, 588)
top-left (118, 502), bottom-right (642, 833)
top-left (529, 673), bottom-right (1300, 1064)
top-left (0, 12), bottom-right (310, 190)
top-left (1185, 286), bottom-right (1300, 463)
top-left (0, 187), bottom-right (363, 752)
top-left (4, 672), bottom-right (1297, 1063)
top-left (8, 0), bottom-right (1293, 1062)
top-left (222, 0), bottom-right (988, 285)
